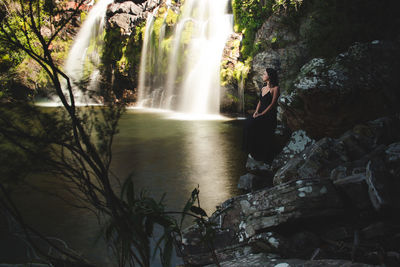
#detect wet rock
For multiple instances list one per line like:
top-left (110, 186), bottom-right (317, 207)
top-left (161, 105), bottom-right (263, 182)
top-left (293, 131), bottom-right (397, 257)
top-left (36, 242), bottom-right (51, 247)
top-left (238, 173), bottom-right (272, 192)
top-left (279, 41), bottom-right (400, 139)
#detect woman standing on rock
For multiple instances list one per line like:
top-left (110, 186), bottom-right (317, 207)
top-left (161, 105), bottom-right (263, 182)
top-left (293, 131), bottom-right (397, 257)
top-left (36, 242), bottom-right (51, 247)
top-left (243, 67), bottom-right (280, 162)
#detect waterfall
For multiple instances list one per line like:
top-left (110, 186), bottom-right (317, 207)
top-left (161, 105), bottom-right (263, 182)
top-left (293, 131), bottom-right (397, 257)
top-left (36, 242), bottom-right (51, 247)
top-left (138, 0), bottom-right (233, 115)
top-left (137, 9), bottom-right (157, 107)
top-left (64, 0), bottom-right (113, 102)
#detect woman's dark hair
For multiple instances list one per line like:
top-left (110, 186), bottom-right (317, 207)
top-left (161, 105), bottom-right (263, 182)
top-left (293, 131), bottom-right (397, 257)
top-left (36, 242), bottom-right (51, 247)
top-left (266, 68), bottom-right (279, 87)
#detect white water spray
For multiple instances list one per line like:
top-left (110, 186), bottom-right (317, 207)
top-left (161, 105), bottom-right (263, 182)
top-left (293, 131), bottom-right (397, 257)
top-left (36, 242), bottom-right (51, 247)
top-left (138, 0), bottom-right (233, 115)
top-left (64, 0), bottom-right (113, 101)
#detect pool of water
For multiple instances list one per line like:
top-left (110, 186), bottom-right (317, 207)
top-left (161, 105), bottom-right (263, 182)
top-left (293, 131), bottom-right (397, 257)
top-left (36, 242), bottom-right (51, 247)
top-left (0, 108), bottom-right (247, 266)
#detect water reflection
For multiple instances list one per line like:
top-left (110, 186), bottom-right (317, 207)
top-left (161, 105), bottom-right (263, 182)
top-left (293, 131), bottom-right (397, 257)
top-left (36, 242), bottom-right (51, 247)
top-left (1, 109), bottom-right (246, 266)
top-left (182, 120), bottom-right (232, 213)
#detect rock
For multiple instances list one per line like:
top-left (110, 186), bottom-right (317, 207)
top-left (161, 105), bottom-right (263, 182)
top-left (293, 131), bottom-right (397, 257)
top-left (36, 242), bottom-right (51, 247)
top-left (245, 154), bottom-right (272, 176)
top-left (205, 255), bottom-right (377, 267)
top-left (108, 13), bottom-right (141, 35)
top-left (279, 41), bottom-right (400, 139)
top-left (238, 173), bottom-right (272, 192)
top-left (271, 130), bottom-right (315, 172)
top-left (251, 14), bottom-right (309, 93)
top-left (220, 33), bottom-right (243, 113)
top-left (249, 231), bottom-right (320, 259)
top-left (251, 50), bottom-right (281, 89)
top-left (249, 232), bottom-right (286, 254)
top-left (179, 179), bottom-right (345, 265)
top-left (332, 172), bottom-right (372, 210)
top-left (222, 33), bottom-right (242, 66)
top-left (384, 142), bottom-right (400, 178)
top-left (107, 1), bottom-right (142, 16)
top-left (273, 117), bottom-right (400, 185)
top-left (176, 225), bottom-right (242, 266)
top-left (365, 159), bottom-right (392, 211)
top-left (273, 137), bottom-right (347, 185)
top-left (215, 179), bottom-right (343, 240)
top-left (106, 0), bottom-right (158, 35)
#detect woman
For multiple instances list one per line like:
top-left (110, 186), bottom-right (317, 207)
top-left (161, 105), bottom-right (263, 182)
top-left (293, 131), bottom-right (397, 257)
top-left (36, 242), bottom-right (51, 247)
top-left (243, 67), bottom-right (280, 162)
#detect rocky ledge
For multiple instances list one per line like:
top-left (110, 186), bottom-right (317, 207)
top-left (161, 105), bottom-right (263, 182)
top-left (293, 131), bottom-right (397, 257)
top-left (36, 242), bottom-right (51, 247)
top-left (177, 115), bottom-right (400, 266)
top-left (279, 41), bottom-right (400, 139)
top-left (106, 0), bottom-right (158, 35)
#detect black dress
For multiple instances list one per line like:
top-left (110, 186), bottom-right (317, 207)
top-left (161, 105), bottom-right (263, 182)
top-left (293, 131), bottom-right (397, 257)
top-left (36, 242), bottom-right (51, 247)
top-left (243, 90), bottom-right (277, 162)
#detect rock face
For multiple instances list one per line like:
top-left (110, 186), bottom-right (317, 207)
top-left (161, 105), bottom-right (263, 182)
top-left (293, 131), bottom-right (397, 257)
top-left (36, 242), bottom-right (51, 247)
top-left (178, 116), bottom-right (400, 267)
top-left (279, 41), bottom-right (400, 138)
top-left (106, 0), bottom-right (157, 35)
top-left (241, 13), bottom-right (310, 113)
top-left (220, 33), bottom-right (243, 113)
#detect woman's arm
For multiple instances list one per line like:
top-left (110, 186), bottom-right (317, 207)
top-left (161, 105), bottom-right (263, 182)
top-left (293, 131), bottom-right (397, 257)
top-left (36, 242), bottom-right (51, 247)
top-left (253, 101), bottom-right (261, 118)
top-left (257, 86), bottom-right (280, 117)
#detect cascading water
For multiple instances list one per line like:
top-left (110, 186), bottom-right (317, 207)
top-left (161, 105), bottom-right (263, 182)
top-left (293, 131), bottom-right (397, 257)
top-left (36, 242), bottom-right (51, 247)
top-left (64, 0), bottom-right (113, 102)
top-left (138, 0), bottom-right (233, 115)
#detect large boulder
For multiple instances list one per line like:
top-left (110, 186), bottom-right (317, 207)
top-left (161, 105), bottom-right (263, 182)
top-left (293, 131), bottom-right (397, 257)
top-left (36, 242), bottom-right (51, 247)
top-left (279, 41), bottom-right (400, 138)
top-left (106, 0), bottom-right (158, 35)
top-left (251, 14), bottom-right (309, 93)
top-left (108, 13), bottom-right (142, 35)
top-left (205, 256), bottom-right (377, 267)
top-left (273, 117), bottom-right (400, 185)
top-left (178, 179), bottom-right (345, 265)
top-left (107, 1), bottom-right (143, 15)
top-left (179, 117), bottom-right (400, 266)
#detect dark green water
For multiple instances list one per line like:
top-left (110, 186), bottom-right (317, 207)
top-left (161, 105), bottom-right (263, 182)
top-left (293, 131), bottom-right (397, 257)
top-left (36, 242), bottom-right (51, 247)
top-left (0, 109), bottom-right (246, 266)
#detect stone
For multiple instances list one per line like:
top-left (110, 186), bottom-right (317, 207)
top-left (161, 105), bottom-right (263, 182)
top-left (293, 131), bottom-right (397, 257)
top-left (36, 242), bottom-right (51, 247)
top-left (108, 13), bottom-right (141, 35)
top-left (238, 173), bottom-right (272, 192)
top-left (273, 117), bottom-right (400, 185)
top-left (251, 13), bottom-right (309, 93)
top-left (385, 142), bottom-right (400, 179)
top-left (214, 179), bottom-right (344, 240)
top-left (205, 255), bottom-right (376, 267)
top-left (245, 154), bottom-right (273, 176)
top-left (365, 159), bottom-right (392, 211)
top-left (271, 130), bottom-right (315, 172)
top-left (279, 41), bottom-right (400, 139)
top-left (107, 1), bottom-right (142, 15)
top-left (332, 172), bottom-right (372, 210)
top-left (179, 179), bottom-right (345, 265)
top-left (273, 137), bottom-right (348, 185)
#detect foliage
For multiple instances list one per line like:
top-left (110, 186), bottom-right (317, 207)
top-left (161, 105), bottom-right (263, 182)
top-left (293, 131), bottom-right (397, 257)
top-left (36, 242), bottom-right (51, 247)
top-left (0, 2), bottom-right (222, 267)
top-left (232, 0), bottom-right (273, 59)
top-left (273, 0), bottom-right (303, 12)
top-left (102, 176), bottom-right (178, 267)
top-left (300, 0), bottom-right (400, 59)
top-left (0, 0), bottom-right (82, 100)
